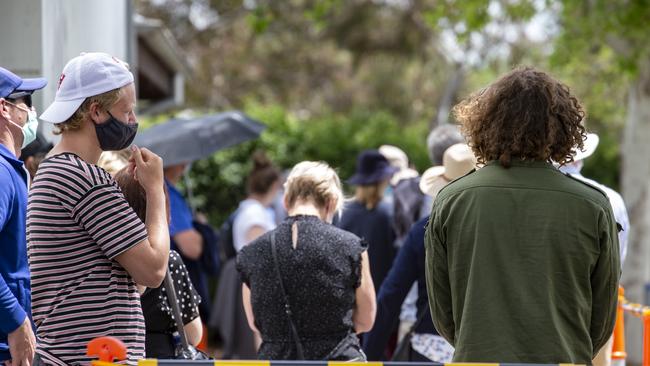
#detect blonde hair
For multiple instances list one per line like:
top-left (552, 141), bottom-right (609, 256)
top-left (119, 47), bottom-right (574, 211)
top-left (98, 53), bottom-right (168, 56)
top-left (97, 149), bottom-right (131, 176)
top-left (284, 161), bottom-right (344, 213)
top-left (354, 182), bottom-right (387, 210)
top-left (53, 88), bottom-right (123, 134)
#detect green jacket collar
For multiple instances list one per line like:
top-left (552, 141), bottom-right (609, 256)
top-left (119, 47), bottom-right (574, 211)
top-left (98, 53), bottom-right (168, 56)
top-left (485, 159), bottom-right (556, 170)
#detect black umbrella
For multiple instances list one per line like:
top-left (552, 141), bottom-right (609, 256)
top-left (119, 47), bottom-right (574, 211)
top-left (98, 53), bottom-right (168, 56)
top-left (133, 111), bottom-right (266, 167)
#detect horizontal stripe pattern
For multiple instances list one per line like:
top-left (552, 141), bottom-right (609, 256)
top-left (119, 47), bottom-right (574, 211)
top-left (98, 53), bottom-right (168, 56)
top-left (137, 362), bottom-right (581, 366)
top-left (27, 153), bottom-right (147, 365)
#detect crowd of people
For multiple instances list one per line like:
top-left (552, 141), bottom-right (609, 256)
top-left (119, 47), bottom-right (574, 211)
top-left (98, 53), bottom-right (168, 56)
top-left (0, 51), bottom-right (626, 366)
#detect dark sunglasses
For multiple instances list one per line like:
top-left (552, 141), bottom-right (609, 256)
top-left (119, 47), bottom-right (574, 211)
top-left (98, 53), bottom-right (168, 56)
top-left (6, 94), bottom-right (32, 108)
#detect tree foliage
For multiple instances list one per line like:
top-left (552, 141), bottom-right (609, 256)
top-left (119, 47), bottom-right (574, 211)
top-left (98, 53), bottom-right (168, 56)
top-left (184, 103), bottom-right (430, 224)
top-left (550, 0), bottom-right (650, 189)
top-left (135, 0), bottom-right (644, 222)
top-left (553, 0), bottom-right (650, 75)
top-left (136, 0), bottom-right (458, 123)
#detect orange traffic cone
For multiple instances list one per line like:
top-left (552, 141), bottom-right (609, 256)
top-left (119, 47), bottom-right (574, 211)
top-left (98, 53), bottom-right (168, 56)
top-left (612, 286), bottom-right (626, 366)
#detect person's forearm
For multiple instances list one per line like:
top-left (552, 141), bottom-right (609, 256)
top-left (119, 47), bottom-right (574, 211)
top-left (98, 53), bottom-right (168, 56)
top-left (353, 302), bottom-right (375, 333)
top-left (145, 187), bottom-right (170, 267)
top-left (0, 275), bottom-right (26, 334)
top-left (354, 253), bottom-right (376, 333)
top-left (184, 317), bottom-right (203, 346)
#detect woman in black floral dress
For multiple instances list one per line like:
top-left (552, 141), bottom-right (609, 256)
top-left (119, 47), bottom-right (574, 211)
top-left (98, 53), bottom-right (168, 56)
top-left (114, 167), bottom-right (202, 358)
top-left (237, 161), bottom-right (376, 360)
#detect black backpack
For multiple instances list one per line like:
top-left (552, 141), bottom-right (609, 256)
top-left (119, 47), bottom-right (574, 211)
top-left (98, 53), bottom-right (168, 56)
top-left (392, 177), bottom-right (425, 245)
top-left (193, 220), bottom-right (221, 276)
top-left (217, 211), bottom-right (239, 262)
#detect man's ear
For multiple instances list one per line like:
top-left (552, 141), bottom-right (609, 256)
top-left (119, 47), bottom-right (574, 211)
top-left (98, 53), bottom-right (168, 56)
top-left (88, 101), bottom-right (104, 124)
top-left (0, 99), bottom-right (12, 120)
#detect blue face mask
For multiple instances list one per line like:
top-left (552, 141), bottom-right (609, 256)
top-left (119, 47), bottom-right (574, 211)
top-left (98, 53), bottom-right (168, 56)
top-left (5, 101), bottom-right (38, 148)
top-left (21, 110), bottom-right (38, 148)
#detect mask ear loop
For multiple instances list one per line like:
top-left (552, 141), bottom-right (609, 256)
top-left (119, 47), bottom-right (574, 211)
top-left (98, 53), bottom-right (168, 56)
top-left (2, 100), bottom-right (30, 132)
top-left (3, 99), bottom-right (30, 114)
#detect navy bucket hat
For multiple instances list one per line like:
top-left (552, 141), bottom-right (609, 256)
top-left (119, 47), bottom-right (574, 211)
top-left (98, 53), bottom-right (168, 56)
top-left (348, 149), bottom-right (398, 185)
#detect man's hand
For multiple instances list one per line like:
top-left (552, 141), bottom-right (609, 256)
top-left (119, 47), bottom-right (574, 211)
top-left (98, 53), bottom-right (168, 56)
top-left (129, 146), bottom-right (164, 193)
top-left (5, 317), bottom-right (35, 366)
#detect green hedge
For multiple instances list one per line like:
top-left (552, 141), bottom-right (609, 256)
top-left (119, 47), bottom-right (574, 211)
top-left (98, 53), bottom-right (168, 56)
top-left (146, 102), bottom-right (622, 227)
top-left (182, 103), bottom-right (431, 226)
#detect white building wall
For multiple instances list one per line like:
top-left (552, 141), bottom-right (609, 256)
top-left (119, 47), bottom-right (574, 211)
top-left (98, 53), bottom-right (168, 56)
top-left (0, 0), bottom-right (45, 112)
top-left (1, 0), bottom-right (131, 140)
top-left (40, 0), bottom-right (130, 140)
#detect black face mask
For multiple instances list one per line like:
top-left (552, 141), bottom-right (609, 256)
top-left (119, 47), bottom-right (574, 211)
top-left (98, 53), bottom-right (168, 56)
top-left (95, 112), bottom-right (138, 151)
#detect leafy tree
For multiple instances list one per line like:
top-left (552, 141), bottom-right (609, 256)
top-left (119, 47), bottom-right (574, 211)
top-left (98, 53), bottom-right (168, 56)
top-left (551, 1), bottom-right (650, 360)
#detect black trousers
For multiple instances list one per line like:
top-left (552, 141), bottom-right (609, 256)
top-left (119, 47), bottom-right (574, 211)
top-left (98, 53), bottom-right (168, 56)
top-left (408, 345), bottom-right (433, 362)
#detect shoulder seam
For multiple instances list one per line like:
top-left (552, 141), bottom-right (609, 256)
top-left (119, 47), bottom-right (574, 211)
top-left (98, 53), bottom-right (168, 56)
top-left (436, 168), bottom-right (476, 196)
top-left (436, 183), bottom-right (611, 211)
top-left (564, 173), bottom-right (609, 199)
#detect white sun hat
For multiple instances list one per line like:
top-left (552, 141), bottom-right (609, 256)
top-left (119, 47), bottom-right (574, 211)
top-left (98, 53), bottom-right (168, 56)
top-left (419, 143), bottom-right (476, 197)
top-left (379, 144), bottom-right (419, 185)
top-left (573, 133), bottom-right (600, 161)
top-left (40, 52), bottom-right (134, 123)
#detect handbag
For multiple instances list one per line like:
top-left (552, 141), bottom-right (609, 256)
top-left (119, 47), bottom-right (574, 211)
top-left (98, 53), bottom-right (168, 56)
top-left (270, 231), bottom-right (366, 362)
top-left (390, 304), bottom-right (429, 361)
top-left (162, 270), bottom-right (211, 360)
top-left (324, 331), bottom-right (366, 362)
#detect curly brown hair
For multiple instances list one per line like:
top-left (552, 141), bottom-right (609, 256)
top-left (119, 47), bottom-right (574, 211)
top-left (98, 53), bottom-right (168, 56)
top-left (453, 67), bottom-right (586, 167)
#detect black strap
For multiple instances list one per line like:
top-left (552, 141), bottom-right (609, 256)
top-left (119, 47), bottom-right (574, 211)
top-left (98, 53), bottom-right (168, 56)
top-left (391, 304), bottom-right (429, 360)
top-left (163, 270), bottom-right (190, 348)
top-left (270, 231), bottom-right (306, 360)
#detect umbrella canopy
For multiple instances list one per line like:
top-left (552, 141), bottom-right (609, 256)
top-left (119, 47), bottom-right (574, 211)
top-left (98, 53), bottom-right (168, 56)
top-left (133, 111), bottom-right (266, 167)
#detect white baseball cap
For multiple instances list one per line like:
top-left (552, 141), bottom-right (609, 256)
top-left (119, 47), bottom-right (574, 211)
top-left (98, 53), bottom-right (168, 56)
top-left (40, 52), bottom-right (134, 123)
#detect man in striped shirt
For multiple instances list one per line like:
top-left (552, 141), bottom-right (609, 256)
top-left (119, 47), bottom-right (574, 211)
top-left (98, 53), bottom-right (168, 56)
top-left (27, 53), bottom-right (170, 365)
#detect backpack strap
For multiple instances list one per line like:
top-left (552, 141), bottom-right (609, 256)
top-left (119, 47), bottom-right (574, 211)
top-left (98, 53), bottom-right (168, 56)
top-left (391, 304), bottom-right (429, 360)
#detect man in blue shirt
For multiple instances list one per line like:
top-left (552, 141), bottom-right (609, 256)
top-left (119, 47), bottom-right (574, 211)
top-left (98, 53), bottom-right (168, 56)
top-left (164, 164), bottom-right (214, 320)
top-left (164, 164), bottom-right (203, 259)
top-left (0, 67), bottom-right (46, 366)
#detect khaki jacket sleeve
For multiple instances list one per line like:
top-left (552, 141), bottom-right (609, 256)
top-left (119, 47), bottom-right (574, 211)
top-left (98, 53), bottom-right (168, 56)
top-left (590, 205), bottom-right (621, 356)
top-left (425, 204), bottom-right (455, 345)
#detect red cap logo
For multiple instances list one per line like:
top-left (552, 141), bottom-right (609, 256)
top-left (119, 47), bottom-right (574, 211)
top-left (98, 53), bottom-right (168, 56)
top-left (57, 73), bottom-right (66, 90)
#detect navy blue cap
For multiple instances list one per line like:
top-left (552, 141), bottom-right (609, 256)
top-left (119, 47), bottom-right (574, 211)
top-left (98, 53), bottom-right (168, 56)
top-left (0, 66), bottom-right (47, 99)
top-left (348, 149), bottom-right (399, 185)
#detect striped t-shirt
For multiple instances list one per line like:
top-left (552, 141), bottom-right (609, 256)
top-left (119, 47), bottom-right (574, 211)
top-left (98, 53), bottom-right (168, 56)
top-left (27, 153), bottom-right (148, 365)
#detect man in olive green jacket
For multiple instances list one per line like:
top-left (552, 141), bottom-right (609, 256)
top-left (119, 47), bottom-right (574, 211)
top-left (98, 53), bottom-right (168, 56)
top-left (425, 67), bottom-right (620, 364)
